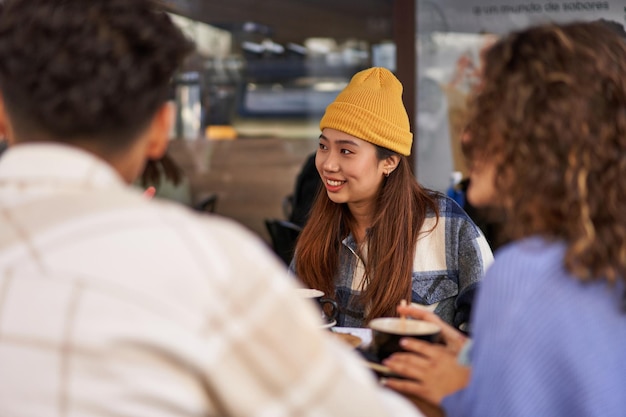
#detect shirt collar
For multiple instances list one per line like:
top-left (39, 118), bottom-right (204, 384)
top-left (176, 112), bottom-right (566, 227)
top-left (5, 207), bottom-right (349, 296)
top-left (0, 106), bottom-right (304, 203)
top-left (0, 143), bottom-right (126, 189)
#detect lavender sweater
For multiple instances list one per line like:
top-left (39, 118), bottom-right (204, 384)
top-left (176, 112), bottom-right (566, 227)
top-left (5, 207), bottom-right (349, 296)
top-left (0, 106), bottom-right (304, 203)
top-left (443, 237), bottom-right (626, 416)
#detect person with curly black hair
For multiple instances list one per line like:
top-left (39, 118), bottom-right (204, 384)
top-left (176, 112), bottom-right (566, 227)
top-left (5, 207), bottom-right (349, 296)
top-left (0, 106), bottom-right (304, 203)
top-left (0, 1), bottom-right (425, 416)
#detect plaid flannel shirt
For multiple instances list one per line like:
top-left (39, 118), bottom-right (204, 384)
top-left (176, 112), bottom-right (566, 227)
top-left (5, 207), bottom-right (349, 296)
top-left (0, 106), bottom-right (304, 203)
top-left (334, 195), bottom-right (493, 329)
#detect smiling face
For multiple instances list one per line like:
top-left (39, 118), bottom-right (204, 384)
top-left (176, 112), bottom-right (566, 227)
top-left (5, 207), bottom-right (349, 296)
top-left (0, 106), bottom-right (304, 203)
top-left (316, 128), bottom-right (394, 213)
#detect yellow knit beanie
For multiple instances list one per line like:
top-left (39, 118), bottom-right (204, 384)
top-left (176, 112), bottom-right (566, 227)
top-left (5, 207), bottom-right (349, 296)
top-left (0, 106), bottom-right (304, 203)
top-left (320, 67), bottom-right (413, 156)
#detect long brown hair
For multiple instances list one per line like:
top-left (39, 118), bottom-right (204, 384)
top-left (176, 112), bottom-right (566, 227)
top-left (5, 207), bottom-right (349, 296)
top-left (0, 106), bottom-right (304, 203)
top-left (294, 147), bottom-right (439, 322)
top-left (464, 21), bottom-right (626, 286)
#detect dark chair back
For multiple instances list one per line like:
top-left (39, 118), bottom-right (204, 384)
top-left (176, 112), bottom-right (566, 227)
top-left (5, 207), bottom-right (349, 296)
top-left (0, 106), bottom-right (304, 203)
top-left (193, 193), bottom-right (219, 214)
top-left (264, 219), bottom-right (302, 265)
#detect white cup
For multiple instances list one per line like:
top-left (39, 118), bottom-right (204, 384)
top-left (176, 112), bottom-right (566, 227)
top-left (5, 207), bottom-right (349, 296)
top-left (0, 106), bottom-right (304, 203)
top-left (295, 288), bottom-right (338, 326)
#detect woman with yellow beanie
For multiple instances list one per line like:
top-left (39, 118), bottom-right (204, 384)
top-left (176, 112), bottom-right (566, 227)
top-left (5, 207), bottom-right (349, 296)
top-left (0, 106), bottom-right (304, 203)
top-left (291, 67), bottom-right (493, 330)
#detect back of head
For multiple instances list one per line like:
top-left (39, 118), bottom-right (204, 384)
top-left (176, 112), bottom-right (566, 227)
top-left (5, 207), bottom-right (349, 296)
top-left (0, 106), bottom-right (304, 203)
top-left (465, 21), bottom-right (626, 282)
top-left (0, 0), bottom-right (194, 153)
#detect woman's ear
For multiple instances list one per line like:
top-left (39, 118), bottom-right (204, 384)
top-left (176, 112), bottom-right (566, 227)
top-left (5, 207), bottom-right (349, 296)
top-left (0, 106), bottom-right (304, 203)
top-left (383, 154), bottom-right (401, 175)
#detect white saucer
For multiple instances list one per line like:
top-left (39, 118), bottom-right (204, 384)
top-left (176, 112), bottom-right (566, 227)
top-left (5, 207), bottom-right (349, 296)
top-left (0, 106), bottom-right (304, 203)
top-left (320, 319), bottom-right (337, 329)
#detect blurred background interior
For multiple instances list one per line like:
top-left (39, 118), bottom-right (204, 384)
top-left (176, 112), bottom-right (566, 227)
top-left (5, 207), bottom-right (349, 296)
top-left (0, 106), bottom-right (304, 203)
top-left (160, 0), bottom-right (418, 253)
top-left (124, 0), bottom-right (615, 259)
top-left (0, 0), bottom-right (608, 260)
top-left (0, 3), bottom-right (615, 323)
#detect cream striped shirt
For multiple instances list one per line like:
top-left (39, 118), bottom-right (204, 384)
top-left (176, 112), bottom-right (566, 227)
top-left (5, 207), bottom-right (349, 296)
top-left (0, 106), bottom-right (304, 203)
top-left (0, 143), bottom-right (421, 417)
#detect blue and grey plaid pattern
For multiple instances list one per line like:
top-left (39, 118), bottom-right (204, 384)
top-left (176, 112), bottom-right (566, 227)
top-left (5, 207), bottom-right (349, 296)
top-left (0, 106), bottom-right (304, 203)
top-left (335, 195), bottom-right (493, 329)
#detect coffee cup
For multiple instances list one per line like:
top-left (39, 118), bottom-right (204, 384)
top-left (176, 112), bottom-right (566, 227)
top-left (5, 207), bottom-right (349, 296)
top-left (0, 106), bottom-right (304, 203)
top-left (294, 288), bottom-right (339, 325)
top-left (368, 317), bottom-right (441, 361)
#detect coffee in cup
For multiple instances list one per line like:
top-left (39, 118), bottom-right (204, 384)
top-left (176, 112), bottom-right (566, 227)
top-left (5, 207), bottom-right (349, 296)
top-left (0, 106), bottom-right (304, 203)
top-left (294, 288), bottom-right (339, 325)
top-left (368, 317), bottom-right (441, 361)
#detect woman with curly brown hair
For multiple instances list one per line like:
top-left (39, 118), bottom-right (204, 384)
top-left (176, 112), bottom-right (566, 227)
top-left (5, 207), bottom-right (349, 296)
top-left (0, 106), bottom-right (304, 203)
top-left (291, 67), bottom-right (493, 330)
top-left (382, 21), bottom-right (626, 416)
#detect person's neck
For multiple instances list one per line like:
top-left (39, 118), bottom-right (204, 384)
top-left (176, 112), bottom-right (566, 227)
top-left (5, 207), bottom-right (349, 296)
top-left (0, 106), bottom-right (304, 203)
top-left (348, 203), bottom-right (374, 244)
top-left (17, 137), bottom-right (144, 185)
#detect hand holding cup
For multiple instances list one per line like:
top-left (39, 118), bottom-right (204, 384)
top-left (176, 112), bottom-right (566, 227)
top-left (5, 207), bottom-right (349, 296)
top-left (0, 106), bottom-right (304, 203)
top-left (380, 303), bottom-right (471, 406)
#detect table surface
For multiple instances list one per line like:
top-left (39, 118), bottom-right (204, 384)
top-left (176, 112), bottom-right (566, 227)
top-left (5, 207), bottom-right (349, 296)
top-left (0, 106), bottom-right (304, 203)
top-left (331, 326), bottom-right (372, 347)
